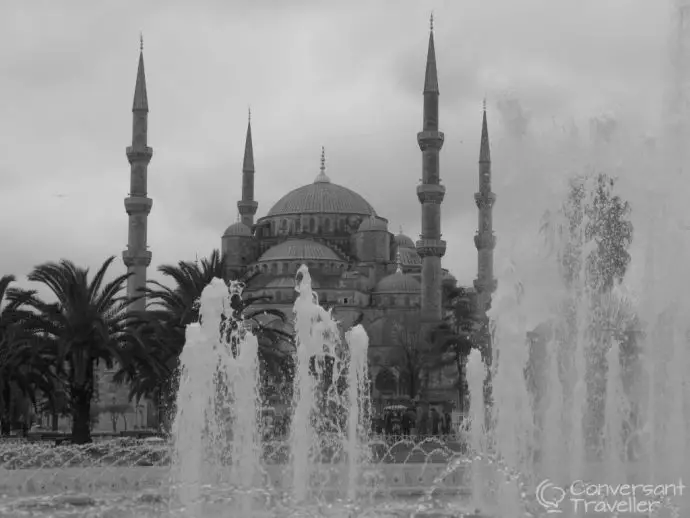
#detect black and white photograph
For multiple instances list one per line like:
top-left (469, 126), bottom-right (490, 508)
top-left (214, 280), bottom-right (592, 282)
top-left (0, 1), bottom-right (688, 516)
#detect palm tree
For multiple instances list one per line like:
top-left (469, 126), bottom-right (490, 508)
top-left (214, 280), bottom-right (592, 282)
top-left (0, 274), bottom-right (56, 435)
top-left (117, 250), bottom-right (294, 429)
top-left (12, 257), bottom-right (134, 444)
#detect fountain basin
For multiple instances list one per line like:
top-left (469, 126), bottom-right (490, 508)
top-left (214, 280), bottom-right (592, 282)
top-left (0, 463), bottom-right (472, 498)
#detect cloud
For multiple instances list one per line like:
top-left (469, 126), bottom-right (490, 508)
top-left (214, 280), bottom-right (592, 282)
top-left (0, 0), bottom-right (674, 295)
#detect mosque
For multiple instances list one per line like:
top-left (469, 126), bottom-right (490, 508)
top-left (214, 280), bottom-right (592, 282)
top-left (120, 21), bottom-right (497, 416)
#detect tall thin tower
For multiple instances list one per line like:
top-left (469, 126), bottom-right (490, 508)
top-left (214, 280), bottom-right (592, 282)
top-left (665, 0), bottom-right (690, 175)
top-left (238, 108), bottom-right (258, 227)
top-left (123, 37), bottom-right (153, 312)
top-left (474, 102), bottom-right (497, 314)
top-left (416, 14), bottom-right (447, 324)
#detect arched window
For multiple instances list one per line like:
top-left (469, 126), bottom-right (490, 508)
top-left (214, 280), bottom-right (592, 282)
top-left (309, 218), bottom-right (316, 233)
top-left (295, 219), bottom-right (302, 233)
top-left (325, 218), bottom-right (331, 232)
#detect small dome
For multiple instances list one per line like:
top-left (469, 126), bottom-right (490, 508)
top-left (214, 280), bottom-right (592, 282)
top-left (258, 239), bottom-right (344, 263)
top-left (358, 216), bottom-right (388, 232)
top-left (397, 247), bottom-right (422, 266)
top-left (223, 221), bottom-right (252, 237)
top-left (375, 271), bottom-right (421, 293)
top-left (442, 269), bottom-right (457, 284)
top-left (394, 233), bottom-right (415, 249)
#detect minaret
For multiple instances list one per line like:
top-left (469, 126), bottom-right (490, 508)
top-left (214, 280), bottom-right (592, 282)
top-left (123, 35), bottom-right (153, 313)
top-left (237, 108), bottom-right (258, 227)
top-left (416, 14), bottom-right (446, 324)
top-left (474, 101), bottom-right (497, 316)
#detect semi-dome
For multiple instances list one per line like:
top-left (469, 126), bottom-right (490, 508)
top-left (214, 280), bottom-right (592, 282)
top-left (375, 271), bottom-right (421, 293)
top-left (223, 221), bottom-right (252, 237)
top-left (398, 247), bottom-right (422, 266)
top-left (394, 232), bottom-right (415, 249)
top-left (257, 239), bottom-right (344, 262)
top-left (357, 216), bottom-right (388, 232)
top-left (266, 181), bottom-right (376, 217)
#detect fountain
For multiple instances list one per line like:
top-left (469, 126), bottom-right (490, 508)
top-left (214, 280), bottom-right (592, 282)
top-left (4, 6), bottom-right (690, 516)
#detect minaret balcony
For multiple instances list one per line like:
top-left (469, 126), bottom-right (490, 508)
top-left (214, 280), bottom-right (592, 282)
top-left (122, 249), bottom-right (152, 267)
top-left (124, 196), bottom-right (153, 215)
top-left (415, 239), bottom-right (447, 258)
top-left (474, 232), bottom-right (496, 250)
top-left (474, 192), bottom-right (496, 209)
top-left (473, 278), bottom-right (497, 293)
top-left (417, 130), bottom-right (445, 151)
top-left (238, 200), bottom-right (259, 214)
top-left (417, 184), bottom-right (446, 204)
top-left (126, 146), bottom-right (153, 163)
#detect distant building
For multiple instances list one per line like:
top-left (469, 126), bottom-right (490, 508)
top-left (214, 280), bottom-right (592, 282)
top-left (116, 22), bottom-right (498, 419)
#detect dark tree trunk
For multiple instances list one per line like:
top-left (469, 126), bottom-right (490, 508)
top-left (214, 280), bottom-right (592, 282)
top-left (70, 362), bottom-right (94, 444)
top-left (1, 382), bottom-right (11, 435)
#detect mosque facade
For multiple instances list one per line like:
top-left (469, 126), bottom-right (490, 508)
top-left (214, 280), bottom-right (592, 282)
top-left (121, 23), bottom-right (497, 417)
top-left (216, 25), bottom-right (497, 410)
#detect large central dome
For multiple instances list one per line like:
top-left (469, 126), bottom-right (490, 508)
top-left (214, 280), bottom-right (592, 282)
top-left (267, 181), bottom-right (376, 217)
top-left (266, 158), bottom-right (377, 217)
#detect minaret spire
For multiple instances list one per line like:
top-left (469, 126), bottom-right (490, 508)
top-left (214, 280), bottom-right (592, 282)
top-left (423, 15), bottom-right (439, 96)
top-left (123, 38), bottom-right (154, 312)
top-left (238, 109), bottom-right (258, 227)
top-left (474, 100), bottom-right (497, 310)
top-left (416, 18), bottom-right (446, 324)
top-left (395, 250), bottom-right (403, 274)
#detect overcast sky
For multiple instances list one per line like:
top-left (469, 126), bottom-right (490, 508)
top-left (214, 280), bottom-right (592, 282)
top-left (0, 0), bottom-right (676, 295)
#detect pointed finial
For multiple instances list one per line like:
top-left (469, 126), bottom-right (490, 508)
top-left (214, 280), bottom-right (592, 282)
top-left (399, 225), bottom-right (404, 235)
top-left (430, 11), bottom-right (434, 32)
top-left (139, 32), bottom-right (144, 52)
top-left (483, 97), bottom-right (487, 112)
top-left (395, 250), bottom-right (403, 274)
top-left (195, 252), bottom-right (199, 266)
top-left (248, 106), bottom-right (251, 123)
top-left (236, 212), bottom-right (241, 223)
top-left (315, 146), bottom-right (331, 183)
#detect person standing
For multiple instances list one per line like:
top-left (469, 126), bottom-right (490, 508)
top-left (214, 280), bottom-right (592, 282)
top-left (443, 410), bottom-right (452, 436)
top-left (431, 407), bottom-right (440, 435)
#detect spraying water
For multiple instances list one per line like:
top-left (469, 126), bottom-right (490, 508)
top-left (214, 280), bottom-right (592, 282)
top-left (170, 278), bottom-right (262, 514)
top-left (466, 349), bottom-right (487, 511)
top-left (344, 325), bottom-right (370, 502)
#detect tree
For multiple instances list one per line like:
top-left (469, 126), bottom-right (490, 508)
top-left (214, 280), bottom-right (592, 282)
top-left (433, 285), bottom-right (478, 410)
top-left (11, 257), bottom-right (135, 444)
top-left (116, 250), bottom-right (294, 429)
top-left (389, 316), bottom-right (437, 400)
top-left (0, 275), bottom-right (54, 435)
top-left (540, 171), bottom-right (635, 457)
top-left (542, 172), bottom-right (632, 293)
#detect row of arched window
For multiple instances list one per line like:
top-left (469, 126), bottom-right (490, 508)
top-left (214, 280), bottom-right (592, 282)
top-left (258, 215), bottom-right (353, 238)
top-left (372, 294), bottom-right (420, 307)
top-left (249, 261), bottom-right (346, 276)
top-left (252, 289), bottom-right (358, 305)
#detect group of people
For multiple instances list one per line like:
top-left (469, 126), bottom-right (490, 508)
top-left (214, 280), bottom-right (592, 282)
top-left (377, 405), bottom-right (454, 437)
